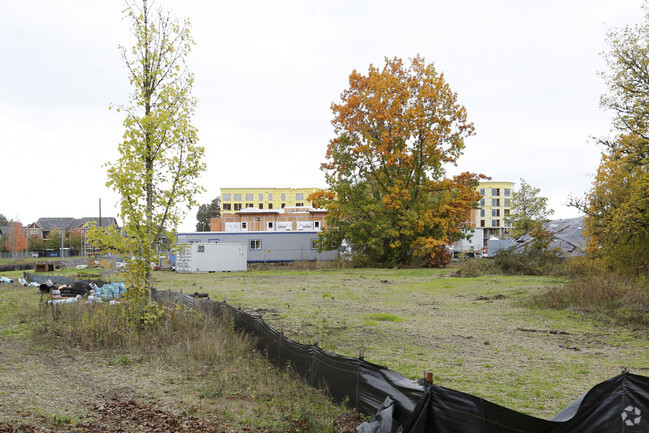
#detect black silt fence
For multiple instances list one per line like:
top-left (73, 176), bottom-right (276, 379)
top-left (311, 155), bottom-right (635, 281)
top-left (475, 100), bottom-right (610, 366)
top-left (151, 289), bottom-right (649, 433)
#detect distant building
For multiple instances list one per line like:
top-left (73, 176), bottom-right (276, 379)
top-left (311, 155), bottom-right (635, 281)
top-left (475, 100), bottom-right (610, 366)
top-left (25, 217), bottom-right (119, 240)
top-left (475, 181), bottom-right (515, 239)
top-left (195, 205), bottom-right (334, 262)
top-left (210, 206), bottom-right (326, 232)
top-left (220, 187), bottom-right (320, 214)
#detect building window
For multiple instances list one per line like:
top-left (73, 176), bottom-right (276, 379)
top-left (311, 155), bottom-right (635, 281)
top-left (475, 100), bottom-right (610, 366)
top-left (223, 194), bottom-right (231, 201)
top-left (259, 203), bottom-right (264, 209)
top-left (504, 209), bottom-right (510, 216)
top-left (246, 203), bottom-right (254, 208)
top-left (197, 245), bottom-right (205, 252)
top-left (480, 198), bottom-right (485, 207)
top-left (314, 221), bottom-right (321, 229)
top-left (258, 194), bottom-right (263, 201)
top-left (281, 193), bottom-right (286, 200)
top-left (480, 220), bottom-right (485, 228)
top-left (234, 203), bottom-right (242, 211)
top-left (281, 203), bottom-right (286, 208)
top-left (492, 219), bottom-right (500, 227)
top-left (234, 194), bottom-right (242, 201)
top-left (504, 199), bottom-right (511, 207)
top-left (222, 203), bottom-right (232, 210)
top-left (480, 209), bottom-right (485, 217)
top-left (480, 188), bottom-right (485, 196)
top-left (249, 239), bottom-right (261, 250)
top-left (268, 203), bottom-right (273, 209)
top-left (241, 222), bottom-right (247, 229)
top-left (504, 188), bottom-right (511, 197)
top-left (296, 193), bottom-right (304, 200)
top-left (245, 193), bottom-right (253, 201)
top-left (310, 239), bottom-right (318, 249)
top-left (492, 198), bottom-right (500, 207)
top-left (492, 188), bottom-right (500, 196)
top-left (492, 209), bottom-right (500, 217)
top-left (268, 193), bottom-right (273, 200)
top-left (267, 221), bottom-right (274, 229)
top-left (295, 202), bottom-right (304, 207)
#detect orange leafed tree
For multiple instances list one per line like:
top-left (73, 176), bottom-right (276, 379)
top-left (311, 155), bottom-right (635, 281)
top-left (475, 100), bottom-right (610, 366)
top-left (313, 55), bottom-right (483, 266)
top-left (5, 221), bottom-right (27, 255)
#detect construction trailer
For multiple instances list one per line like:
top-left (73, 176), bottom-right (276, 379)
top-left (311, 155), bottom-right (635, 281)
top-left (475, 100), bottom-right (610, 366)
top-left (176, 243), bottom-right (247, 273)
top-left (453, 228), bottom-right (484, 256)
top-left (176, 231), bottom-right (339, 263)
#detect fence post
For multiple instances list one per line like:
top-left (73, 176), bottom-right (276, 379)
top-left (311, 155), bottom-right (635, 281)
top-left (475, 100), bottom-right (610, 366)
top-left (425, 371), bottom-right (433, 384)
top-left (359, 347), bottom-right (365, 361)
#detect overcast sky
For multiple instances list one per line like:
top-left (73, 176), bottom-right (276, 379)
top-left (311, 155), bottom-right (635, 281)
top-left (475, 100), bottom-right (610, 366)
top-left (0, 1), bottom-right (644, 231)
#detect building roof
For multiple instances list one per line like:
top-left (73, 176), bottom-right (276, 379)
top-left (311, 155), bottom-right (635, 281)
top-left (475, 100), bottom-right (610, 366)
top-left (35, 218), bottom-right (76, 231)
top-left (34, 217), bottom-right (119, 231)
top-left (511, 216), bottom-right (586, 256)
top-left (70, 217), bottom-right (119, 230)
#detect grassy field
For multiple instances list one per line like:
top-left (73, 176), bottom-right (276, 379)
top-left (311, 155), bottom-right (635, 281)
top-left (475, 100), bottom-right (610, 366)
top-left (153, 265), bottom-right (649, 418)
top-left (0, 281), bottom-right (351, 432)
top-left (2, 263), bottom-right (648, 428)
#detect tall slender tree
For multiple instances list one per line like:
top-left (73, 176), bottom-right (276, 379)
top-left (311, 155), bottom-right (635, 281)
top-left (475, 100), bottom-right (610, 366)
top-left (89, 0), bottom-right (206, 299)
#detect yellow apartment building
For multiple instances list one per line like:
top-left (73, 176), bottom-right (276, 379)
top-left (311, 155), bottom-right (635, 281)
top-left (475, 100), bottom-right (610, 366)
top-left (220, 187), bottom-right (320, 214)
top-left (475, 181), bottom-right (515, 238)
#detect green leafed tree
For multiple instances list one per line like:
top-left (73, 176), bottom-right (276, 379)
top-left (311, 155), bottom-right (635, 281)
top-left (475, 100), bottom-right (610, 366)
top-left (195, 196), bottom-right (220, 231)
top-left (312, 56), bottom-right (481, 267)
top-left (0, 214), bottom-right (8, 226)
top-left (89, 0), bottom-right (206, 301)
top-left (507, 179), bottom-right (553, 239)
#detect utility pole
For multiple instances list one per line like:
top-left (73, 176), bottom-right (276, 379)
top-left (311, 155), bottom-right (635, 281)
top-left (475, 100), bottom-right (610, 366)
top-left (60, 219), bottom-right (64, 260)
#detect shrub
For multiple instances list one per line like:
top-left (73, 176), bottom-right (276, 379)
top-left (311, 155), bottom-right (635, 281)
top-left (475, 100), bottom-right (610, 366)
top-left (453, 257), bottom-right (496, 277)
top-left (493, 246), bottom-right (563, 276)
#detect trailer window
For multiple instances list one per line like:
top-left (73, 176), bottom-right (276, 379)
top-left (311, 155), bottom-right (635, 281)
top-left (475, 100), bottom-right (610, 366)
top-left (198, 245), bottom-right (205, 252)
top-left (249, 239), bottom-right (262, 250)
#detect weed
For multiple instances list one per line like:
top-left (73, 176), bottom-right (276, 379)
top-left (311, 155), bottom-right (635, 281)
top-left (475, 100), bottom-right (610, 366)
top-left (365, 313), bottom-right (404, 322)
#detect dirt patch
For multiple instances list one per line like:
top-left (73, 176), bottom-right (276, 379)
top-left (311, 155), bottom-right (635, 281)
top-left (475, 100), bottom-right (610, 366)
top-left (333, 412), bottom-right (366, 433)
top-left (517, 327), bottom-right (570, 335)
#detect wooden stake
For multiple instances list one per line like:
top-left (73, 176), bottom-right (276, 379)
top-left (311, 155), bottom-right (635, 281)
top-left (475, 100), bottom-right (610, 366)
top-left (314, 335), bottom-right (319, 347)
top-left (426, 371), bottom-right (433, 384)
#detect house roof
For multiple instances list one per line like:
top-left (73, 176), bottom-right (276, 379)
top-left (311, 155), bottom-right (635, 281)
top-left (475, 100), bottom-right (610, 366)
top-left (34, 217), bottom-right (119, 231)
top-left (35, 218), bottom-right (76, 231)
top-left (70, 217), bottom-right (119, 230)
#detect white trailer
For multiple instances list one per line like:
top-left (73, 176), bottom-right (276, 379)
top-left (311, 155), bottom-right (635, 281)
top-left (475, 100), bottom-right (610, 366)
top-left (453, 228), bottom-right (484, 255)
top-left (176, 243), bottom-right (247, 273)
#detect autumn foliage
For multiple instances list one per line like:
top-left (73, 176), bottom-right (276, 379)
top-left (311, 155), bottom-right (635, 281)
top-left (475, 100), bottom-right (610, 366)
top-left (5, 221), bottom-right (27, 255)
top-left (578, 13), bottom-right (649, 275)
top-left (313, 56), bottom-right (482, 266)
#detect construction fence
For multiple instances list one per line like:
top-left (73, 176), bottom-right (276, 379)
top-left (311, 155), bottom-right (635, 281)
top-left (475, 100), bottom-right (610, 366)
top-left (152, 289), bottom-right (649, 433)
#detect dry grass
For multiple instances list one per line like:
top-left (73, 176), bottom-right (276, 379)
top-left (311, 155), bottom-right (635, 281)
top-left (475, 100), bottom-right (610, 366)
top-left (152, 266), bottom-right (649, 418)
top-left (0, 284), bottom-right (348, 432)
